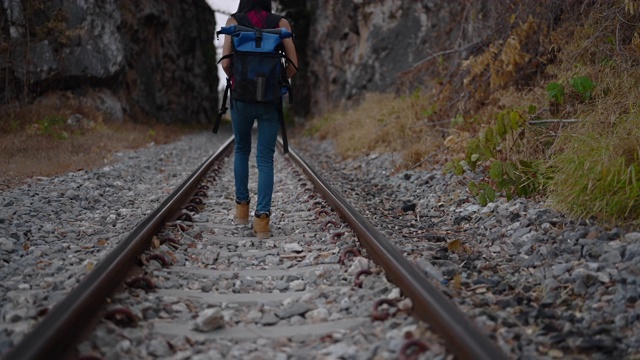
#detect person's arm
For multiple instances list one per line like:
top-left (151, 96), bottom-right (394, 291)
top-left (221, 16), bottom-right (237, 78)
top-left (279, 18), bottom-right (298, 79)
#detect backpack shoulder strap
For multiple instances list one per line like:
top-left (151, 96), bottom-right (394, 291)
top-left (232, 13), bottom-right (252, 27)
top-left (265, 13), bottom-right (282, 29)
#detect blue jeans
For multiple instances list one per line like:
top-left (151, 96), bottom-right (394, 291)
top-left (231, 100), bottom-right (280, 214)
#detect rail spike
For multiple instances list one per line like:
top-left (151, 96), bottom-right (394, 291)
top-left (371, 298), bottom-right (398, 321)
top-left (104, 307), bottom-right (138, 328)
top-left (398, 339), bottom-right (429, 360)
top-left (339, 247), bottom-right (362, 265)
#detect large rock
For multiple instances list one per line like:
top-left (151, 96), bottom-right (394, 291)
top-left (0, 0), bottom-right (217, 124)
top-left (299, 0), bottom-right (571, 115)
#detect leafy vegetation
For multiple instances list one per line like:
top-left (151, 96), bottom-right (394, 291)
top-left (570, 76), bottom-right (596, 101)
top-left (304, 0), bottom-right (640, 225)
top-left (31, 115), bottom-right (68, 140)
top-left (445, 109), bottom-right (547, 206)
top-left (546, 82), bottom-right (565, 105)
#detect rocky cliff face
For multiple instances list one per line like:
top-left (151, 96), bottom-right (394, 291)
top-left (1, 0), bottom-right (591, 123)
top-left (304, 0), bottom-right (457, 112)
top-left (299, 0), bottom-right (572, 115)
top-left (0, 0), bottom-right (217, 124)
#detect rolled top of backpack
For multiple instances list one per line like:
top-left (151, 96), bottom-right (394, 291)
top-left (217, 25), bottom-right (293, 39)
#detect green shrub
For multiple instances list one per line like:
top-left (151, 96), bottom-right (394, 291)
top-left (570, 76), bottom-right (595, 101)
top-left (445, 109), bottom-right (547, 206)
top-left (546, 82), bottom-right (565, 104)
top-left (547, 113), bottom-right (640, 223)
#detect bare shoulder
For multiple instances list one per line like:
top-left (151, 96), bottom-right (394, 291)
top-left (225, 16), bottom-right (237, 26)
top-left (278, 18), bottom-right (292, 31)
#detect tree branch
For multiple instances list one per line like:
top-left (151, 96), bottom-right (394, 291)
top-left (528, 119), bottom-right (580, 125)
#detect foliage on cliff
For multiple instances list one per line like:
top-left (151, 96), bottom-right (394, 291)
top-left (304, 0), bottom-right (640, 225)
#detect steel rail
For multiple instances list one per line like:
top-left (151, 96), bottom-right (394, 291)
top-left (4, 136), bottom-right (235, 360)
top-left (284, 143), bottom-right (509, 360)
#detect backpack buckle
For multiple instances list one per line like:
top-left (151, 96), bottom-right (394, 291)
top-left (255, 29), bottom-right (263, 48)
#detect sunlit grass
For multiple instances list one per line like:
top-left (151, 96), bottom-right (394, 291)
top-left (547, 108), bottom-right (640, 223)
top-left (304, 92), bottom-right (444, 170)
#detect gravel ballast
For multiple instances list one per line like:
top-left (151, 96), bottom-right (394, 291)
top-left (1, 131), bottom-right (639, 359)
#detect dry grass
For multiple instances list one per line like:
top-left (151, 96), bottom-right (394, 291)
top-left (304, 92), bottom-right (446, 171)
top-left (0, 93), bottom-right (205, 191)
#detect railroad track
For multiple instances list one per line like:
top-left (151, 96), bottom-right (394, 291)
top-left (3, 136), bottom-right (507, 360)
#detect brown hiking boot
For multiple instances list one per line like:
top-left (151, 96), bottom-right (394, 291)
top-left (253, 213), bottom-right (270, 239)
top-left (235, 201), bottom-right (250, 225)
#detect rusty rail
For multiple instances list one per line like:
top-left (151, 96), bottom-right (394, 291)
top-left (4, 137), bottom-right (235, 360)
top-left (284, 142), bottom-right (508, 360)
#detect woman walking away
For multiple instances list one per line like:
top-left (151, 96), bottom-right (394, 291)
top-left (220, 0), bottom-right (298, 239)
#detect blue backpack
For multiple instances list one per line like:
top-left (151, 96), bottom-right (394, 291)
top-left (213, 13), bottom-right (297, 153)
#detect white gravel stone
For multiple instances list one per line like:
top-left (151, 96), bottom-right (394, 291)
top-left (192, 307), bottom-right (225, 332)
top-left (289, 280), bottom-right (306, 291)
top-left (282, 243), bottom-right (304, 253)
top-left (346, 257), bottom-right (369, 275)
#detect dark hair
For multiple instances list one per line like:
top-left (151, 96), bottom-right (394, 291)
top-left (236, 0), bottom-right (272, 13)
